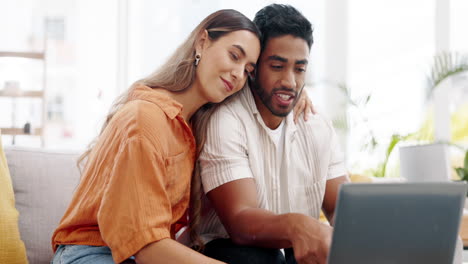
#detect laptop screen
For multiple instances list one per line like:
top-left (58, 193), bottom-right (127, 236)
top-left (328, 182), bottom-right (466, 264)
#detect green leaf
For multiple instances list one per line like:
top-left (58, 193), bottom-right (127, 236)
top-left (365, 94), bottom-right (371, 104)
top-left (464, 150), bottom-right (468, 169)
top-left (337, 83), bottom-right (350, 98)
top-left (373, 164), bottom-right (385, 178)
top-left (427, 52), bottom-right (468, 99)
top-left (371, 137), bottom-right (378, 149)
top-left (386, 134), bottom-right (402, 158)
top-left (456, 168), bottom-right (468, 181)
top-left (379, 134), bottom-right (403, 177)
top-left (332, 115), bottom-right (349, 131)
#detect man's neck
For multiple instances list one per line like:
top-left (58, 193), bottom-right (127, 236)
top-left (250, 88), bottom-right (284, 130)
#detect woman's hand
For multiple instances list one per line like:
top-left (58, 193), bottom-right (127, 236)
top-left (294, 89), bottom-right (317, 123)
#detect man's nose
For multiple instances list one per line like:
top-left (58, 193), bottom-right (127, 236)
top-left (280, 71), bottom-right (296, 89)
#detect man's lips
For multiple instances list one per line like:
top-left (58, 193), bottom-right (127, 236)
top-left (221, 78), bottom-right (234, 92)
top-left (274, 91), bottom-right (296, 106)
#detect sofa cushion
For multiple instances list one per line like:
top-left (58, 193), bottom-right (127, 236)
top-left (0, 136), bottom-right (28, 264)
top-left (5, 147), bottom-right (81, 264)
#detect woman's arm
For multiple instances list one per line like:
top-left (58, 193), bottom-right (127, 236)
top-left (135, 238), bottom-right (224, 264)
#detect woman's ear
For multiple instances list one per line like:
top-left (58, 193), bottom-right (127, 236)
top-left (195, 29), bottom-right (210, 55)
top-left (248, 68), bottom-right (257, 83)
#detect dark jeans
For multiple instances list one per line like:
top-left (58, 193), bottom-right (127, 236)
top-left (203, 238), bottom-right (297, 264)
top-left (51, 245), bottom-right (136, 264)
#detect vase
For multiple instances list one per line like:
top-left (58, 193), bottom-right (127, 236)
top-left (399, 143), bottom-right (451, 182)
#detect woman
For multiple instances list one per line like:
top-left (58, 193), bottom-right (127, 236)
top-left (51, 9), bottom-right (260, 264)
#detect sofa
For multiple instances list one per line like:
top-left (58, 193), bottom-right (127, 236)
top-left (5, 146), bottom-right (81, 264)
top-left (4, 146), bottom-right (465, 264)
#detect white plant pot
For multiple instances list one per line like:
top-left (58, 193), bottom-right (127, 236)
top-left (399, 143), bottom-right (451, 182)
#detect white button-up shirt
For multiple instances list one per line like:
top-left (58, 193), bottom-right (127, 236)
top-left (198, 86), bottom-right (347, 243)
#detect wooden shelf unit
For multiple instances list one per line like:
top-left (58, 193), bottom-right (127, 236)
top-left (0, 50), bottom-right (46, 146)
top-left (0, 127), bottom-right (43, 136)
top-left (0, 51), bottom-right (45, 60)
top-left (0, 90), bottom-right (44, 98)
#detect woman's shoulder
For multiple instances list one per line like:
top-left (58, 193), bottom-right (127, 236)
top-left (106, 99), bottom-right (171, 141)
top-left (117, 99), bottom-right (167, 124)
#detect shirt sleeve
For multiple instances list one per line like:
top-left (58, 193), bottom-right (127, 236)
top-left (97, 136), bottom-right (172, 263)
top-left (199, 108), bottom-right (254, 194)
top-left (327, 124), bottom-right (348, 180)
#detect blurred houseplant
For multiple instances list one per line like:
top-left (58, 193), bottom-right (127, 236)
top-left (331, 83), bottom-right (398, 179)
top-left (390, 52), bottom-right (468, 180)
top-left (426, 51), bottom-right (468, 98)
top-left (421, 51), bottom-right (468, 180)
top-left (334, 51), bottom-right (468, 180)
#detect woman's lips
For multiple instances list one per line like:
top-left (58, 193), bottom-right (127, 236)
top-left (221, 78), bottom-right (234, 92)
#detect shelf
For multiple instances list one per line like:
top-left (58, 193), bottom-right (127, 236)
top-left (0, 90), bottom-right (44, 98)
top-left (0, 127), bottom-right (43, 136)
top-left (0, 51), bottom-right (45, 60)
top-left (1, 50), bottom-right (47, 146)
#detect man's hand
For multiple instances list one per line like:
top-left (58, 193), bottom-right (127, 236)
top-left (287, 214), bottom-right (333, 264)
top-left (294, 89), bottom-right (317, 123)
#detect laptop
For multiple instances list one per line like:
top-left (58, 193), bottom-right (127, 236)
top-left (328, 182), bottom-right (467, 264)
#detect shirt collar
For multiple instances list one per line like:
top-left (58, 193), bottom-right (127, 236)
top-left (129, 84), bottom-right (183, 120)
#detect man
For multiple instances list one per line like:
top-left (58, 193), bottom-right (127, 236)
top-left (197, 4), bottom-right (349, 264)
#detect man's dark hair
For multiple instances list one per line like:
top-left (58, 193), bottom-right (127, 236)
top-left (253, 4), bottom-right (313, 50)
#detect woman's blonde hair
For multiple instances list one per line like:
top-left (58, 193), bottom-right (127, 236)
top-left (77, 9), bottom-right (260, 250)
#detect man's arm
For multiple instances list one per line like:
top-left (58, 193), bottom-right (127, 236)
top-left (321, 175), bottom-right (350, 226)
top-left (207, 178), bottom-right (333, 264)
top-left (320, 114), bottom-right (349, 226)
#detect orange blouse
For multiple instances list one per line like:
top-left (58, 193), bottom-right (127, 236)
top-left (52, 84), bottom-right (195, 263)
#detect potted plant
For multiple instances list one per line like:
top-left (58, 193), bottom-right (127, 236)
top-left (397, 51), bottom-right (468, 182)
top-left (334, 51), bottom-right (468, 181)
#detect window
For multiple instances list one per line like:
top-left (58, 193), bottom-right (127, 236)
top-left (346, 0), bottom-right (436, 173)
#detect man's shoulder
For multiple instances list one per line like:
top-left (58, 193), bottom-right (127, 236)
top-left (295, 113), bottom-right (333, 132)
top-left (292, 113), bottom-right (337, 145)
top-left (211, 90), bottom-right (253, 122)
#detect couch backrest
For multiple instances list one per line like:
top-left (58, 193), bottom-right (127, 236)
top-left (5, 147), bottom-right (81, 264)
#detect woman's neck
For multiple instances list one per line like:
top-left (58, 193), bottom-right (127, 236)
top-left (162, 84), bottom-right (207, 121)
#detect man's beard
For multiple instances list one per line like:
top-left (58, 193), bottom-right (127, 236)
top-left (251, 81), bottom-right (303, 117)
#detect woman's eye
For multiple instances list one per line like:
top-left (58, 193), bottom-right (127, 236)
top-left (230, 52), bottom-right (239, 61)
top-left (271, 65), bottom-right (283, 69)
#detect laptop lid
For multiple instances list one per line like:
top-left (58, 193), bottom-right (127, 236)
top-left (328, 182), bottom-right (466, 264)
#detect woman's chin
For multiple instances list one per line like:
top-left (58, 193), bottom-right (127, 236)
top-left (207, 94), bottom-right (228, 104)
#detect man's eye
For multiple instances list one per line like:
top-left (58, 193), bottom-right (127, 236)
top-left (271, 65), bottom-right (282, 69)
top-left (296, 68), bottom-right (306, 72)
